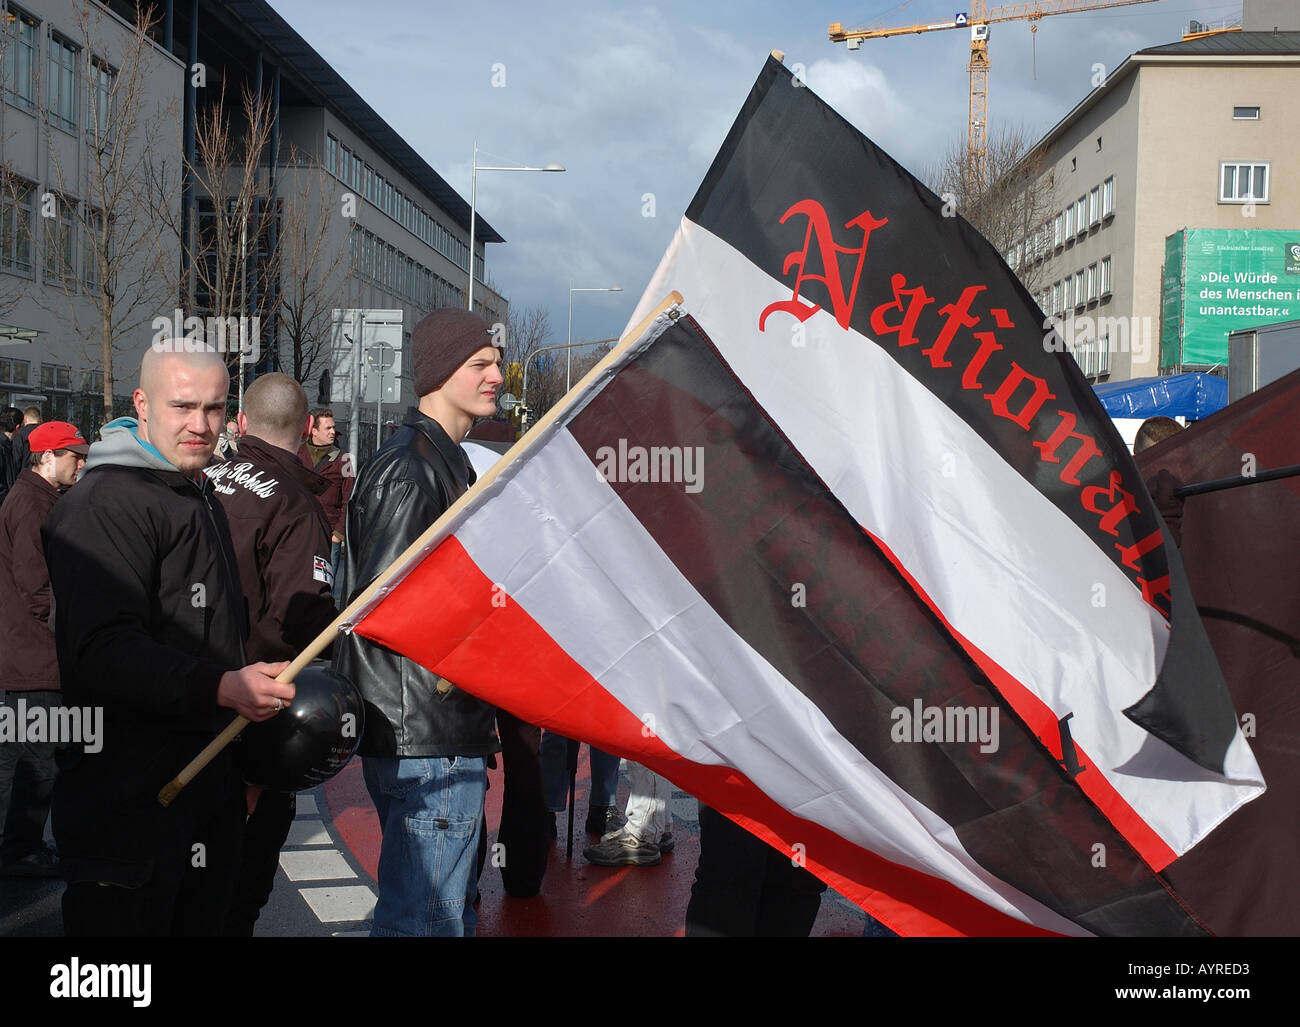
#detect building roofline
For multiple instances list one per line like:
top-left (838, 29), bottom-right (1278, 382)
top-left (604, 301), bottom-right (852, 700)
top-left (204, 0), bottom-right (504, 244)
top-left (1026, 42), bottom-right (1300, 162)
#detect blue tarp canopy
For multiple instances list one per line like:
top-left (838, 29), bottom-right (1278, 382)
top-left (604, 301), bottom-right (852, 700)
top-left (1092, 373), bottom-right (1228, 421)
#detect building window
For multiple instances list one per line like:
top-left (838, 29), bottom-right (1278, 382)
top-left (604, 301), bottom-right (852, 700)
top-left (1102, 176), bottom-right (1115, 217)
top-left (1232, 106), bottom-right (1260, 120)
top-left (47, 34), bottom-right (79, 132)
top-left (1220, 162), bottom-right (1268, 203)
top-left (1086, 263), bottom-right (1098, 302)
top-left (1050, 282), bottom-right (1060, 315)
top-left (1, 178), bottom-right (33, 273)
top-left (40, 363), bottom-right (71, 390)
top-left (1100, 255), bottom-right (1112, 297)
top-left (1088, 187), bottom-right (1100, 226)
top-left (3, 357), bottom-right (30, 385)
top-left (1063, 205), bottom-right (1074, 239)
top-left (1053, 213), bottom-right (1063, 248)
top-left (1074, 197), bottom-right (1086, 237)
top-left (326, 135), bottom-right (337, 176)
top-left (87, 58), bottom-right (114, 140)
top-left (3, 8), bottom-right (37, 108)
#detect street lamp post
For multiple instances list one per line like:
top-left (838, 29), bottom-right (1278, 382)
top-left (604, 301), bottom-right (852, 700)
top-left (467, 143), bottom-right (564, 313)
top-left (567, 285), bottom-right (621, 391)
top-left (520, 339), bottom-right (609, 431)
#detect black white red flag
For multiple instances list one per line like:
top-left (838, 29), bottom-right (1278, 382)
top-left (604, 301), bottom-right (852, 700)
top-left (346, 57), bottom-right (1262, 936)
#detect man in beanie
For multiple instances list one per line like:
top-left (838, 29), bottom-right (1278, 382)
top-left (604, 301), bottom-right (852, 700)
top-left (0, 421), bottom-right (87, 876)
top-left (334, 307), bottom-right (504, 936)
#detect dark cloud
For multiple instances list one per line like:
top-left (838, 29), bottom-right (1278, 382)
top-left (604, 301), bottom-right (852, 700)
top-left (273, 0), bottom-right (1238, 346)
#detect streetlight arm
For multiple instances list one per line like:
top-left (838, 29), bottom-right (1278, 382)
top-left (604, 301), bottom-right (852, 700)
top-left (467, 148), bottom-right (565, 312)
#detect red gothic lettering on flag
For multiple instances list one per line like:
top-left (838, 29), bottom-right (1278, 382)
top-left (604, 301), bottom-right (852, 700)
top-left (342, 57), bottom-right (1262, 936)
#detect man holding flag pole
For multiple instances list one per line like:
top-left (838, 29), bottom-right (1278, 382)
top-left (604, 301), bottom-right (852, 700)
top-left (332, 307), bottom-right (505, 937)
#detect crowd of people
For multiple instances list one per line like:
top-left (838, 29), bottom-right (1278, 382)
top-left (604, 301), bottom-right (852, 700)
top-left (0, 308), bottom-right (831, 938)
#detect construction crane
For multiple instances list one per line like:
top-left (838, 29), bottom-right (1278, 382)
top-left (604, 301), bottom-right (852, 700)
top-left (830, 1), bottom-right (1163, 187)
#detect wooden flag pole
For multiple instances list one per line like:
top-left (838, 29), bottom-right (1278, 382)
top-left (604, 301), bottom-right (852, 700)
top-left (158, 291), bottom-right (686, 806)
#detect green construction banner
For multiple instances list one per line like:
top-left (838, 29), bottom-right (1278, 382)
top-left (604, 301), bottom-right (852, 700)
top-left (1162, 229), bottom-right (1300, 366)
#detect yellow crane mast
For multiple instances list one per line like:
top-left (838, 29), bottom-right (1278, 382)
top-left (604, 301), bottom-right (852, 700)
top-left (830, 0), bottom-right (1163, 187)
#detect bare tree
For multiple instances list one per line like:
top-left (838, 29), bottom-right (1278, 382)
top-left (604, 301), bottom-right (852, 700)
top-left (188, 81), bottom-right (279, 381)
top-left (40, 1), bottom-right (182, 425)
top-left (923, 124), bottom-right (1058, 296)
top-left (506, 304), bottom-right (552, 426)
top-left (278, 153), bottom-right (355, 384)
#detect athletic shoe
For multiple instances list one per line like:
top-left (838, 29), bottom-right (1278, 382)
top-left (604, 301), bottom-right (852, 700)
top-left (582, 830), bottom-right (661, 867)
top-left (657, 831), bottom-right (675, 854)
top-left (584, 805), bottom-right (626, 836)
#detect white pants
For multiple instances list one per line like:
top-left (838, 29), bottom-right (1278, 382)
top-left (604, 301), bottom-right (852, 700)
top-left (622, 761), bottom-right (670, 842)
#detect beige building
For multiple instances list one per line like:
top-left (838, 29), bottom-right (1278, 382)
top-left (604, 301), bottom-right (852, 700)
top-left (1010, 2), bottom-right (1300, 383)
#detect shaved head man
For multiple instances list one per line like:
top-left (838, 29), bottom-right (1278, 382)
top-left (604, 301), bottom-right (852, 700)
top-left (207, 371), bottom-right (335, 935)
top-left (136, 343), bottom-right (230, 474)
top-left (237, 371), bottom-right (309, 449)
top-left (42, 342), bottom-right (293, 936)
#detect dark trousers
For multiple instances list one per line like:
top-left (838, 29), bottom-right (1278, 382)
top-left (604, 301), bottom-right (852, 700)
top-left (685, 803), bottom-right (827, 937)
top-left (0, 690), bottom-right (60, 864)
top-left (493, 709), bottom-right (549, 898)
top-left (62, 781), bottom-right (245, 937)
top-left (224, 788), bottom-right (296, 936)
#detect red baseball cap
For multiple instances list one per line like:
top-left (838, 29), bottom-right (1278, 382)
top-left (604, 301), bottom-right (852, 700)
top-left (28, 420), bottom-right (90, 456)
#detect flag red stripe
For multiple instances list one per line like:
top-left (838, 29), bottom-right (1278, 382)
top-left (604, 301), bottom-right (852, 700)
top-left (860, 523), bottom-right (1179, 871)
top-left (354, 535), bottom-right (1063, 937)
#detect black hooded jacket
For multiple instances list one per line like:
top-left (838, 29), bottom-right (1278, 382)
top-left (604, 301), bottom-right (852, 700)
top-left (42, 417), bottom-right (247, 886)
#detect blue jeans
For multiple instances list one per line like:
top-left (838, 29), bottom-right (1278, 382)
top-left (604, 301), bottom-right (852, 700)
top-left (362, 755), bottom-right (486, 937)
top-left (539, 731), bottom-right (618, 812)
top-left (330, 539), bottom-right (345, 607)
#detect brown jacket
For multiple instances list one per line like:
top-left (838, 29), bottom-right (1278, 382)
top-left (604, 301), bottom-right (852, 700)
top-left (209, 436), bottom-right (336, 663)
top-left (0, 470), bottom-right (63, 689)
top-left (297, 442), bottom-right (354, 538)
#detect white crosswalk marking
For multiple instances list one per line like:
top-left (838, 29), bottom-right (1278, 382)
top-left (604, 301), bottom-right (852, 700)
top-left (279, 848), bottom-right (357, 882)
top-left (285, 819), bottom-right (332, 847)
top-left (279, 787), bottom-right (376, 933)
top-left (299, 885), bottom-right (378, 923)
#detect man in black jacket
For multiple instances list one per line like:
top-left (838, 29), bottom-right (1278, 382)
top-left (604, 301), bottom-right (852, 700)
top-left (335, 308), bottom-right (503, 936)
top-left (208, 371), bottom-right (337, 935)
top-left (43, 344), bottom-right (295, 936)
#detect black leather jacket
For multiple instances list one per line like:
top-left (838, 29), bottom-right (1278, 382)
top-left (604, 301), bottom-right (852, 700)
top-left (334, 407), bottom-right (500, 758)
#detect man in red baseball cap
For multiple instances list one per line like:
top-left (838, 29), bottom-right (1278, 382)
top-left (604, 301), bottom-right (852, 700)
top-left (0, 420), bottom-right (88, 876)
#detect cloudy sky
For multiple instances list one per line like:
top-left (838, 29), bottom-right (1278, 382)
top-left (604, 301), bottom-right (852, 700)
top-left (270, 0), bottom-right (1242, 348)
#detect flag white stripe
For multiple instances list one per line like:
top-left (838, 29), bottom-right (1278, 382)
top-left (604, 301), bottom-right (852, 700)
top-left (455, 428), bottom-right (1090, 935)
top-left (625, 219), bottom-right (1263, 856)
